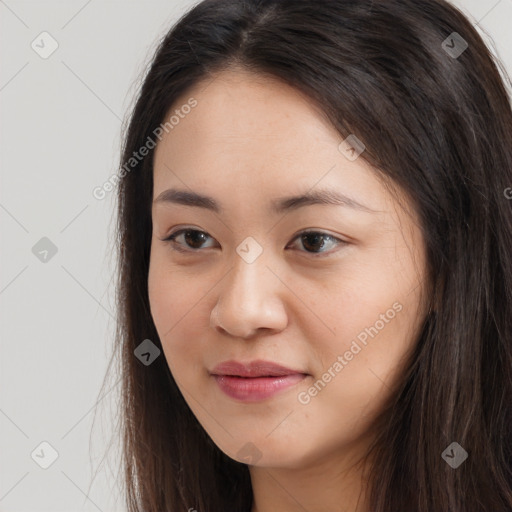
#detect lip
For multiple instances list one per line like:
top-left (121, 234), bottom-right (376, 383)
top-left (211, 360), bottom-right (305, 378)
top-left (211, 360), bottom-right (308, 402)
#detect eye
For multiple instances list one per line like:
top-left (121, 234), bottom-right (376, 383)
top-left (161, 228), bottom-right (218, 252)
top-left (287, 230), bottom-right (347, 257)
top-left (160, 228), bottom-right (347, 257)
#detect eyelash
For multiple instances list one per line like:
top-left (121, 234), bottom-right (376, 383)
top-left (160, 228), bottom-right (348, 258)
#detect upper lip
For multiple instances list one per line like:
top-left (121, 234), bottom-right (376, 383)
top-left (211, 360), bottom-right (307, 378)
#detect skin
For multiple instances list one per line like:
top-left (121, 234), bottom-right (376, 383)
top-left (148, 68), bottom-right (430, 512)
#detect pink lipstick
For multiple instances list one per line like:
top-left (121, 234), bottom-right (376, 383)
top-left (211, 360), bottom-right (308, 402)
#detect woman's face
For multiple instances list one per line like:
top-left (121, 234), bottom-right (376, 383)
top-left (148, 69), bottom-right (429, 469)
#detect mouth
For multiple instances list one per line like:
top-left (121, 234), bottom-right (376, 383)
top-left (210, 359), bottom-right (309, 402)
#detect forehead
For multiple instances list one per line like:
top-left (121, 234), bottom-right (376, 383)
top-left (154, 69), bottom-right (341, 166)
top-left (151, 69), bottom-right (399, 221)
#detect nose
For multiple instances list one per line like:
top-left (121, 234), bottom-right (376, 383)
top-left (210, 253), bottom-right (288, 339)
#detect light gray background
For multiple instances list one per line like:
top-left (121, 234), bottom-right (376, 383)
top-left (1, 1), bottom-right (511, 510)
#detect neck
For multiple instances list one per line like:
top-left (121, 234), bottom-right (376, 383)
top-left (249, 440), bottom-right (373, 512)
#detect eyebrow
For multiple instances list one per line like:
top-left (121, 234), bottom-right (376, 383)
top-left (153, 187), bottom-right (377, 215)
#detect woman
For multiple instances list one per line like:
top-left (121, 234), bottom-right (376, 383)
top-left (108, 0), bottom-right (512, 510)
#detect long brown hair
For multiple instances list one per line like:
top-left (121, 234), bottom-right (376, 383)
top-left (103, 0), bottom-right (512, 509)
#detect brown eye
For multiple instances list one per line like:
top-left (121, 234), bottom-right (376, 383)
top-left (161, 228), bottom-right (347, 257)
top-left (163, 229), bottom-right (216, 252)
top-left (288, 231), bottom-right (346, 257)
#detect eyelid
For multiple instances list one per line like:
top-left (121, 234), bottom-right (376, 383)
top-left (160, 227), bottom-right (219, 253)
top-left (160, 227), bottom-right (349, 257)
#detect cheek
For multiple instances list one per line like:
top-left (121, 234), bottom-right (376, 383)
top-left (308, 253), bottom-right (423, 408)
top-left (295, 304), bottom-right (417, 455)
top-left (148, 255), bottom-right (175, 333)
top-left (148, 248), bottom-right (196, 330)
top-left (147, 252), bottom-right (212, 374)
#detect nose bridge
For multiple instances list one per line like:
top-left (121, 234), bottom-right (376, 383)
top-left (229, 247), bottom-right (266, 305)
top-left (211, 240), bottom-right (288, 337)
top-left (224, 234), bottom-right (271, 306)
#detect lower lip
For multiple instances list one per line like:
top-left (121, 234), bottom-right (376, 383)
top-left (212, 373), bottom-right (307, 402)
